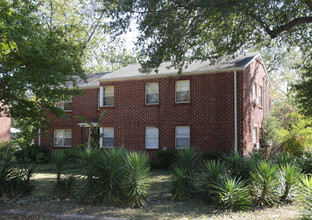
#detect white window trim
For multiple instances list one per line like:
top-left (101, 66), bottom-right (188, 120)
top-left (253, 127), bottom-right (258, 149)
top-left (252, 82), bottom-right (257, 104)
top-left (175, 80), bottom-right (190, 103)
top-left (175, 126), bottom-right (190, 149)
top-left (54, 129), bottom-right (72, 147)
top-left (145, 127), bottom-right (159, 149)
top-left (100, 127), bottom-right (114, 148)
top-left (100, 86), bottom-right (114, 107)
top-left (145, 83), bottom-right (159, 105)
top-left (258, 85), bottom-right (262, 107)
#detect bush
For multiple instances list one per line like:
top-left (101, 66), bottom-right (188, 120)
top-left (297, 153), bottom-right (312, 174)
top-left (280, 134), bottom-right (306, 156)
top-left (222, 153), bottom-right (251, 181)
top-left (279, 163), bottom-right (301, 202)
top-left (171, 167), bottom-right (195, 201)
top-left (0, 141), bottom-right (16, 157)
top-left (15, 144), bottom-right (49, 163)
top-left (157, 150), bottom-right (177, 169)
top-left (299, 174), bottom-right (312, 219)
top-left (53, 175), bottom-right (76, 199)
top-left (201, 151), bottom-right (224, 162)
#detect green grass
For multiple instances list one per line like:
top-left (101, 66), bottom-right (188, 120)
top-left (0, 164), bottom-right (300, 220)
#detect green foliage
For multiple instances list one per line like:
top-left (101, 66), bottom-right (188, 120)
top-left (157, 150), bottom-right (177, 169)
top-left (122, 152), bottom-right (151, 207)
top-left (297, 153), bottom-right (312, 174)
top-left (269, 153), bottom-right (295, 167)
top-left (96, 148), bottom-right (126, 205)
top-left (14, 144), bottom-right (50, 163)
top-left (172, 149), bottom-right (200, 173)
top-left (0, 141), bottom-right (16, 157)
top-left (263, 115), bottom-right (280, 148)
top-left (222, 153), bottom-right (252, 181)
top-left (281, 134), bottom-right (307, 156)
top-left (170, 167), bottom-right (195, 201)
top-left (279, 164), bottom-right (301, 202)
top-left (249, 161), bottom-right (281, 208)
top-left (211, 177), bottom-right (251, 211)
top-left (53, 175), bottom-right (76, 199)
top-left (201, 151), bottom-right (224, 162)
top-left (299, 174), bottom-right (312, 220)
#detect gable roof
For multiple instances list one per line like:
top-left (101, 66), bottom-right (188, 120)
top-left (75, 72), bottom-right (110, 89)
top-left (98, 52), bottom-right (261, 82)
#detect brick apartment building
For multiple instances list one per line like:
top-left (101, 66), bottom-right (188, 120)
top-left (39, 52), bottom-right (271, 156)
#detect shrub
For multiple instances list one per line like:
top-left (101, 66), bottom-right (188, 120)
top-left (249, 161), bottom-right (281, 208)
top-left (122, 152), bottom-right (151, 207)
top-left (211, 176), bottom-right (251, 211)
top-left (201, 151), bottom-right (224, 162)
top-left (15, 144), bottom-right (49, 163)
top-left (0, 141), bottom-right (16, 157)
top-left (297, 153), bottom-right (312, 174)
top-left (222, 153), bottom-right (251, 181)
top-left (157, 150), bottom-right (177, 169)
top-left (280, 134), bottom-right (306, 157)
top-left (171, 167), bottom-right (195, 201)
top-left (299, 175), bottom-right (312, 219)
top-left (279, 163), bottom-right (301, 202)
top-left (269, 153), bottom-right (295, 167)
top-left (172, 148), bottom-right (200, 173)
top-left (53, 175), bottom-right (76, 199)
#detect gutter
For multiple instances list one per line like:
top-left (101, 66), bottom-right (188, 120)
top-left (234, 70), bottom-right (238, 153)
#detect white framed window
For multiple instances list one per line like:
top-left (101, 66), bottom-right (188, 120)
top-left (253, 127), bottom-right (257, 148)
top-left (100, 127), bottom-right (114, 148)
top-left (252, 83), bottom-right (257, 103)
top-left (258, 85), bottom-right (262, 107)
top-left (57, 99), bottom-right (72, 112)
top-left (145, 127), bottom-right (159, 149)
top-left (145, 83), bottom-right (159, 105)
top-left (100, 86), bottom-right (114, 107)
top-left (175, 80), bottom-right (190, 103)
top-left (175, 126), bottom-right (190, 149)
top-left (54, 129), bottom-right (72, 147)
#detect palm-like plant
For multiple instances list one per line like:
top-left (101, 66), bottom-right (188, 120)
top-left (249, 161), bottom-right (280, 208)
top-left (172, 148), bottom-right (199, 173)
top-left (122, 152), bottom-right (150, 207)
top-left (299, 174), bottom-right (312, 219)
top-left (211, 176), bottom-right (251, 211)
top-left (52, 150), bottom-right (68, 183)
top-left (279, 163), bottom-right (301, 202)
top-left (96, 148), bottom-right (126, 205)
top-left (223, 152), bottom-right (250, 181)
top-left (171, 167), bottom-right (194, 201)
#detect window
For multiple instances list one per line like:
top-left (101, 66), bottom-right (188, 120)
top-left (258, 85), bottom-right (262, 107)
top-left (253, 127), bottom-right (257, 148)
top-left (54, 129), bottom-right (72, 147)
top-left (57, 99), bottom-right (72, 112)
top-left (146, 83), bottom-right (159, 105)
top-left (145, 127), bottom-right (159, 149)
top-left (252, 83), bottom-right (256, 103)
top-left (100, 86), bottom-right (114, 107)
top-left (100, 127), bottom-right (114, 148)
top-left (175, 126), bottom-right (190, 149)
top-left (175, 80), bottom-right (190, 103)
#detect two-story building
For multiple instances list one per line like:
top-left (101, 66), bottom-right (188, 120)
top-left (39, 52), bottom-right (271, 157)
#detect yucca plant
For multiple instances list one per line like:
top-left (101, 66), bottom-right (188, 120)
top-left (96, 148), bottom-right (126, 205)
top-left (172, 148), bottom-right (199, 173)
top-left (0, 152), bottom-right (17, 197)
top-left (249, 161), bottom-right (280, 208)
top-left (71, 147), bottom-right (102, 204)
top-left (223, 152), bottom-right (250, 181)
top-left (122, 151), bottom-right (150, 207)
top-left (270, 153), bottom-right (294, 168)
top-left (211, 176), bottom-right (251, 211)
top-left (54, 175), bottom-right (76, 199)
top-left (171, 167), bottom-right (195, 201)
top-left (299, 174), bottom-right (312, 220)
top-left (279, 163), bottom-right (301, 202)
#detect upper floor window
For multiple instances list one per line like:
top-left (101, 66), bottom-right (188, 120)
top-left (54, 129), bottom-right (72, 147)
top-left (100, 86), bottom-right (114, 107)
top-left (175, 126), bottom-right (190, 149)
top-left (146, 83), bottom-right (159, 105)
top-left (100, 127), bottom-right (114, 148)
top-left (258, 85), bottom-right (262, 107)
top-left (175, 80), bottom-right (190, 103)
top-left (145, 127), bottom-right (159, 149)
top-left (252, 83), bottom-right (257, 103)
top-left (57, 99), bottom-right (72, 112)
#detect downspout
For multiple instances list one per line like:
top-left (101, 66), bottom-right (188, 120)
top-left (234, 70), bottom-right (238, 153)
top-left (38, 128), bottom-right (41, 146)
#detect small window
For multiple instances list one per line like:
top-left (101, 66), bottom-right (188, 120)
top-left (253, 127), bottom-right (257, 148)
top-left (258, 85), bottom-right (262, 106)
top-left (54, 129), bottom-right (72, 147)
top-left (252, 83), bottom-right (256, 103)
top-left (146, 83), bottom-right (159, 105)
top-left (103, 86), bottom-right (114, 106)
top-left (175, 80), bottom-right (190, 103)
top-left (101, 127), bottom-right (114, 148)
top-left (57, 99), bottom-right (72, 112)
top-left (145, 127), bottom-right (159, 149)
top-left (175, 126), bottom-right (190, 149)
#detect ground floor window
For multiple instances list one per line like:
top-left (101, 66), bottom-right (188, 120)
top-left (253, 127), bottom-right (258, 148)
top-left (175, 126), bottom-right (190, 149)
top-left (54, 129), bottom-right (72, 147)
top-left (100, 127), bottom-right (114, 148)
top-left (145, 127), bottom-right (159, 149)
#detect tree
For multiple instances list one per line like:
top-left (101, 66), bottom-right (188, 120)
top-left (102, 0), bottom-right (312, 73)
top-left (0, 0), bottom-right (85, 128)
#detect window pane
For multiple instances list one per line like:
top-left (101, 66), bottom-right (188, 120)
top-left (253, 128), bottom-right (257, 144)
top-left (54, 138), bottom-right (63, 147)
top-left (64, 130), bottom-right (72, 138)
top-left (64, 138), bottom-right (72, 146)
top-left (258, 86), bottom-right (262, 106)
top-left (176, 91), bottom-right (190, 102)
top-left (104, 86), bottom-right (114, 96)
top-left (146, 94), bottom-right (159, 104)
top-left (252, 83), bottom-right (256, 101)
top-left (104, 96), bottom-right (114, 106)
top-left (103, 138), bottom-right (114, 147)
top-left (176, 126), bottom-right (190, 137)
top-left (146, 127), bottom-right (158, 137)
top-left (176, 138), bottom-right (190, 149)
top-left (176, 80), bottom-right (190, 92)
top-left (54, 130), bottom-right (63, 138)
top-left (146, 83), bottom-right (159, 94)
top-left (64, 102), bottom-right (72, 111)
top-left (103, 127), bottom-right (114, 137)
top-left (146, 138), bottom-right (158, 148)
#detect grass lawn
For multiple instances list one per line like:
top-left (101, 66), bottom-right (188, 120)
top-left (0, 167), bottom-right (301, 219)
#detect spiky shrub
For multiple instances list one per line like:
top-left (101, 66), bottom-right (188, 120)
top-left (211, 176), bottom-right (251, 211)
top-left (172, 148), bottom-right (199, 173)
top-left (223, 153), bottom-right (251, 181)
top-left (200, 160), bottom-right (226, 201)
top-left (122, 152), bottom-right (150, 207)
top-left (279, 163), bottom-right (301, 202)
top-left (249, 161), bottom-right (281, 207)
top-left (71, 147), bottom-right (101, 204)
top-left (270, 153), bottom-right (294, 167)
top-left (96, 148), bottom-right (126, 205)
top-left (171, 167), bottom-right (195, 201)
top-left (53, 175), bottom-right (76, 199)
top-left (299, 175), bottom-right (312, 219)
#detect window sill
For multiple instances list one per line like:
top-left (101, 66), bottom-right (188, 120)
top-left (64, 110), bottom-right (72, 113)
top-left (145, 148), bottom-right (159, 150)
top-left (145, 103), bottom-right (159, 107)
top-left (100, 106), bottom-right (115, 109)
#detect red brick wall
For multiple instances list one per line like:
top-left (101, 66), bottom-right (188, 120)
top-left (40, 59), bottom-right (270, 159)
top-left (0, 116), bottom-right (10, 142)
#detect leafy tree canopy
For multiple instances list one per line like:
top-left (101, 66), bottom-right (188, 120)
top-left (102, 0), bottom-right (312, 73)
